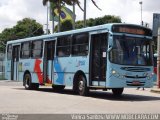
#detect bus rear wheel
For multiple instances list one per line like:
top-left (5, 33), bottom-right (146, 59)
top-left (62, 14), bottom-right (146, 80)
top-left (24, 73), bottom-right (39, 90)
top-left (78, 75), bottom-right (88, 96)
top-left (112, 88), bottom-right (124, 96)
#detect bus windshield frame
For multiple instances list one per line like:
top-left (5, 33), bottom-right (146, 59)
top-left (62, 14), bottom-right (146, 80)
top-left (109, 35), bottom-right (153, 66)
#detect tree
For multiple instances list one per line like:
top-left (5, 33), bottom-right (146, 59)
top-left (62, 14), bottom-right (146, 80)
top-left (76, 15), bottom-right (122, 29)
top-left (14, 18), bottom-right (44, 38)
top-left (60, 19), bottom-right (73, 32)
top-left (54, 15), bottom-right (121, 32)
top-left (0, 28), bottom-right (16, 52)
top-left (0, 18), bottom-right (44, 51)
top-left (54, 19), bottom-right (73, 32)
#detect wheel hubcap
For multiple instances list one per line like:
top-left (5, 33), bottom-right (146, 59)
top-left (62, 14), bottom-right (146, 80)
top-left (79, 80), bottom-right (84, 91)
top-left (25, 77), bottom-right (29, 88)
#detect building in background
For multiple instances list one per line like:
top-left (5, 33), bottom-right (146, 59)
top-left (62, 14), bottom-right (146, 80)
top-left (152, 13), bottom-right (160, 88)
top-left (153, 13), bottom-right (160, 40)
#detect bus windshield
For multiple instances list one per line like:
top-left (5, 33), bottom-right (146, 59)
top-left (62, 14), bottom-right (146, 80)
top-left (109, 35), bottom-right (153, 66)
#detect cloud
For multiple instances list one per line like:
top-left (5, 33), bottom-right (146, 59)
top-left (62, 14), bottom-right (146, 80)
top-left (0, 0), bottom-right (160, 32)
top-left (0, 0), bottom-right (47, 32)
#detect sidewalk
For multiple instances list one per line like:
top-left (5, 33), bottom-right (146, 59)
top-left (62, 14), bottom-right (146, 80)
top-left (150, 86), bottom-right (160, 94)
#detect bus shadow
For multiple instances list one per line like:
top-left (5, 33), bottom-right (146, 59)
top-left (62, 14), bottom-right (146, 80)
top-left (88, 91), bottom-right (160, 102)
top-left (14, 87), bottom-right (160, 102)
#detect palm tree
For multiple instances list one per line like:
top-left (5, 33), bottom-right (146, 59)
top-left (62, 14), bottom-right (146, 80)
top-left (43, 0), bottom-right (82, 32)
top-left (42, 0), bottom-right (101, 31)
top-left (43, 0), bottom-right (82, 10)
top-left (91, 0), bottom-right (101, 11)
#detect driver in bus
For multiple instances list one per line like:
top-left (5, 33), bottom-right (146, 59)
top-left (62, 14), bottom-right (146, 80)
top-left (125, 46), bottom-right (145, 65)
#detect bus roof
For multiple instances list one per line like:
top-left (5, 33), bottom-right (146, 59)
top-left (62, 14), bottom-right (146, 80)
top-left (7, 23), bottom-right (152, 44)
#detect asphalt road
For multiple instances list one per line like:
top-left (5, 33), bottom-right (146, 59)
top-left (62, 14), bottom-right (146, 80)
top-left (0, 80), bottom-right (160, 114)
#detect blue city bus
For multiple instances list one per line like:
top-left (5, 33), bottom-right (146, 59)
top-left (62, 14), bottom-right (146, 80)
top-left (5, 23), bottom-right (154, 96)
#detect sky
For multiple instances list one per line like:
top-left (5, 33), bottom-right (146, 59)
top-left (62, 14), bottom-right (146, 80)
top-left (0, 0), bottom-right (160, 33)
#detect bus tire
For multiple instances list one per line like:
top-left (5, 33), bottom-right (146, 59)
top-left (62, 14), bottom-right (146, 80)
top-left (33, 83), bottom-right (39, 90)
top-left (52, 85), bottom-right (65, 91)
top-left (78, 74), bottom-right (88, 96)
top-left (112, 88), bottom-right (124, 96)
top-left (24, 73), bottom-right (39, 90)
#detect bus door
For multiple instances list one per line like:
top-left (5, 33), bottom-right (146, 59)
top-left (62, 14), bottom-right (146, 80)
top-left (11, 45), bottom-right (20, 80)
top-left (43, 41), bottom-right (55, 84)
top-left (90, 32), bottom-right (108, 86)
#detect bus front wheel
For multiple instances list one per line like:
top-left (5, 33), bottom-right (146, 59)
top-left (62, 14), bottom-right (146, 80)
top-left (78, 75), bottom-right (88, 96)
top-left (112, 88), bottom-right (124, 96)
top-left (24, 73), bottom-right (39, 90)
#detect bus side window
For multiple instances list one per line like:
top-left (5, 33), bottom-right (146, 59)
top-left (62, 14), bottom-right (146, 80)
top-left (7, 44), bottom-right (12, 60)
top-left (72, 33), bottom-right (89, 56)
top-left (31, 40), bottom-right (43, 58)
top-left (20, 42), bottom-right (30, 59)
top-left (56, 35), bottom-right (71, 57)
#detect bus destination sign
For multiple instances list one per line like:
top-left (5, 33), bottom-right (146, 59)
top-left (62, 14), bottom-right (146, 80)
top-left (119, 27), bottom-right (145, 35)
top-left (112, 25), bottom-right (152, 36)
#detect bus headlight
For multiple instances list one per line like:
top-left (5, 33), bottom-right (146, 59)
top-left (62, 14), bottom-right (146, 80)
top-left (111, 70), bottom-right (118, 77)
top-left (111, 69), bottom-right (124, 79)
top-left (112, 70), bottom-right (116, 74)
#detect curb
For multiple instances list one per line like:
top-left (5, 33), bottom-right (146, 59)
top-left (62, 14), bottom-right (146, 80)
top-left (0, 80), bottom-right (10, 82)
top-left (150, 88), bottom-right (160, 94)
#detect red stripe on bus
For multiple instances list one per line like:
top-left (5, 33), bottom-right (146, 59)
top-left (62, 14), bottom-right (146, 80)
top-left (34, 59), bottom-right (43, 84)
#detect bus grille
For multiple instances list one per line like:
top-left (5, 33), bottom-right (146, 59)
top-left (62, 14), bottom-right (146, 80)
top-left (125, 75), bottom-right (146, 79)
top-left (121, 67), bottom-right (150, 72)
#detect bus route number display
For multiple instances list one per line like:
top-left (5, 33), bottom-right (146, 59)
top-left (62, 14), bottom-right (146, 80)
top-left (112, 25), bottom-right (152, 36)
top-left (119, 27), bottom-right (145, 35)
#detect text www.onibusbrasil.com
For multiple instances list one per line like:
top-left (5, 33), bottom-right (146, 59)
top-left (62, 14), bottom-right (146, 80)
top-left (105, 114), bottom-right (159, 120)
top-left (71, 114), bottom-right (159, 120)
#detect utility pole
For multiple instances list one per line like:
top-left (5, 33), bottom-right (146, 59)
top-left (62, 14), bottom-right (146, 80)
top-left (51, 5), bottom-right (55, 33)
top-left (46, 2), bottom-right (49, 34)
top-left (157, 28), bottom-right (160, 88)
top-left (139, 1), bottom-right (143, 26)
top-left (84, 0), bottom-right (87, 28)
top-left (58, 0), bottom-right (61, 32)
top-left (73, 2), bottom-right (75, 30)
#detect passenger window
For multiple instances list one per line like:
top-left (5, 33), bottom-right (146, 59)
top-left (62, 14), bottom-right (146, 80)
top-left (56, 35), bottom-right (71, 57)
top-left (31, 40), bottom-right (43, 58)
top-left (7, 44), bottom-right (12, 60)
top-left (72, 33), bottom-right (89, 56)
top-left (21, 42), bottom-right (30, 58)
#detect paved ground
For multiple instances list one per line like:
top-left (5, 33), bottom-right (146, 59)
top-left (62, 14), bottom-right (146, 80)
top-left (0, 80), bottom-right (160, 114)
top-left (151, 87), bottom-right (160, 94)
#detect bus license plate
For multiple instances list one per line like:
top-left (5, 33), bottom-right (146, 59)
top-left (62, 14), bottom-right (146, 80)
top-left (132, 81), bottom-right (140, 85)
